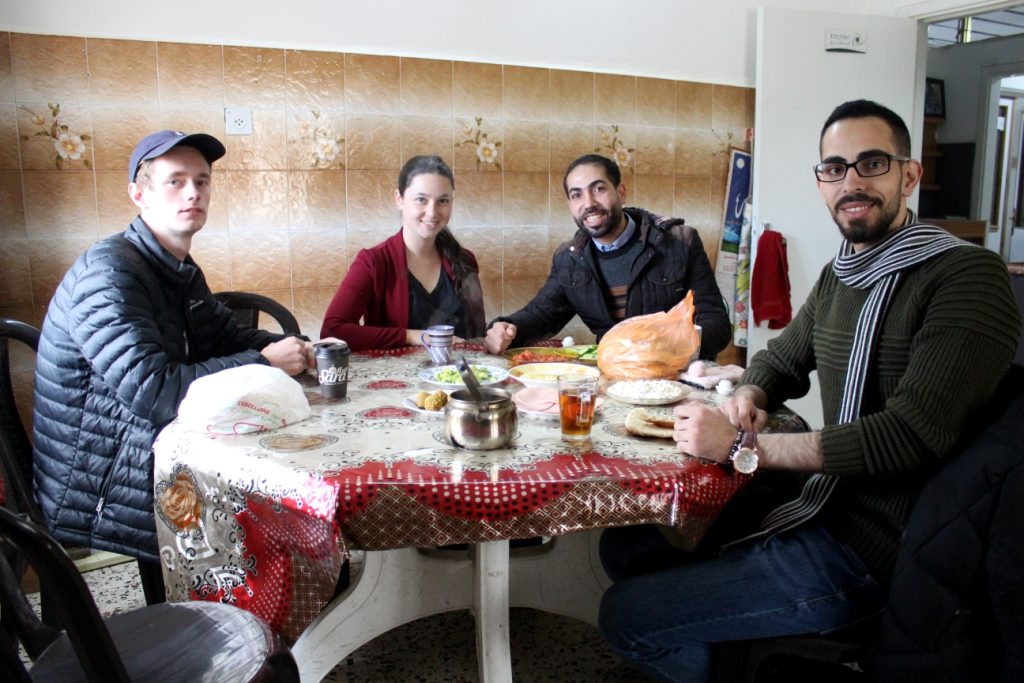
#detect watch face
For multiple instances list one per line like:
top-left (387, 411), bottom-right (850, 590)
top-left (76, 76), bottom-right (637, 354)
top-left (732, 447), bottom-right (758, 474)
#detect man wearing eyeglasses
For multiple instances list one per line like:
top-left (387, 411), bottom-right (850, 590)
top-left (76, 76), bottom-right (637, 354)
top-left (597, 100), bottom-right (1021, 682)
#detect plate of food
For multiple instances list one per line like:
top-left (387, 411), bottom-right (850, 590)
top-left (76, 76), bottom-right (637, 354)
top-left (512, 386), bottom-right (604, 419)
top-left (504, 346), bottom-right (580, 366)
top-left (606, 379), bottom-right (691, 405)
top-left (419, 364), bottom-right (508, 388)
top-left (403, 389), bottom-right (450, 416)
top-left (508, 362), bottom-right (600, 389)
top-left (567, 344), bottom-right (599, 366)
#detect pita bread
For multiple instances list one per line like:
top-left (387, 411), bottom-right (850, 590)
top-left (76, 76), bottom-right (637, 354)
top-left (624, 408), bottom-right (676, 439)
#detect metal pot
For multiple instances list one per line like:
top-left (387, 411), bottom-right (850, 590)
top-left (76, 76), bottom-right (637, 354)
top-left (444, 387), bottom-right (518, 450)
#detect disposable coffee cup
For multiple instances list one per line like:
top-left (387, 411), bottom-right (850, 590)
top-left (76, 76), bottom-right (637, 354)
top-left (314, 341), bottom-right (350, 399)
top-left (421, 324), bottom-right (455, 365)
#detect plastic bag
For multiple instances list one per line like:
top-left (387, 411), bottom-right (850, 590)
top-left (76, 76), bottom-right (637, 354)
top-left (597, 291), bottom-right (701, 380)
top-left (177, 364), bottom-right (311, 435)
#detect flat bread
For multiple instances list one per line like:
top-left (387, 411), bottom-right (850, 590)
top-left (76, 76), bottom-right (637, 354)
top-left (624, 408), bottom-right (676, 439)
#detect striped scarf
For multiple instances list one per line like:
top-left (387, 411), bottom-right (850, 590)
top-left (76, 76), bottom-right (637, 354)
top-left (739, 211), bottom-right (968, 544)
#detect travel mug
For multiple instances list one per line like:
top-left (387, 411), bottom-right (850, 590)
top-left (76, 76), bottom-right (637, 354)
top-left (314, 341), bottom-right (351, 399)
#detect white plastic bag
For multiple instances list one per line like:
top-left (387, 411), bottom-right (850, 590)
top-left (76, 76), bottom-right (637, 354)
top-left (177, 365), bottom-right (311, 435)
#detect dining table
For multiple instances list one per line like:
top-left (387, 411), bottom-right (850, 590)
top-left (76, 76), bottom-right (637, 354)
top-left (152, 343), bottom-right (805, 682)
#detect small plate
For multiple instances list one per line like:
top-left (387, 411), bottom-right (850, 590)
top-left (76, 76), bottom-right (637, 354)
top-left (508, 362), bottom-right (600, 389)
top-left (504, 346), bottom-right (580, 366)
top-left (403, 394), bottom-right (447, 417)
top-left (419, 364), bottom-right (509, 388)
top-left (512, 386), bottom-right (604, 419)
top-left (606, 380), bottom-right (691, 405)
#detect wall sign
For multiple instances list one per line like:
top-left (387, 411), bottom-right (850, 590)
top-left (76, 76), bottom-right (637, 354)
top-left (825, 29), bottom-right (866, 53)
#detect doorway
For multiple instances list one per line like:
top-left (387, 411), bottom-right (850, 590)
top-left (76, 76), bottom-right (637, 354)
top-left (993, 83), bottom-right (1024, 260)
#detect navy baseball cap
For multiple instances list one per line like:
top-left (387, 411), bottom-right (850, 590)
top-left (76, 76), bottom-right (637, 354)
top-left (128, 130), bottom-right (226, 182)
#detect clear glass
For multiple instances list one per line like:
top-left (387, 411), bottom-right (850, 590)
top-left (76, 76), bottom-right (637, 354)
top-left (558, 374), bottom-right (599, 441)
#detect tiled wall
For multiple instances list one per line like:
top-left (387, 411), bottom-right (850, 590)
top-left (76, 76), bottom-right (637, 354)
top-left (0, 31), bottom-right (754, 342)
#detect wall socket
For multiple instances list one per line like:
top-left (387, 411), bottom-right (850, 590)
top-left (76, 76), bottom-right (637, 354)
top-left (224, 107), bottom-right (253, 135)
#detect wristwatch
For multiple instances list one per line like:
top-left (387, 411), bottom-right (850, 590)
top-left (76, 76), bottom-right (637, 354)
top-left (729, 430), bottom-right (759, 474)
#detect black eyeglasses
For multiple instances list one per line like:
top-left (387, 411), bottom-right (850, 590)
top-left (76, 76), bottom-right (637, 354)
top-left (813, 154), bottom-right (910, 182)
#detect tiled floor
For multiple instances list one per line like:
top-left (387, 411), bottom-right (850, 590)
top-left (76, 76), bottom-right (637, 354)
top-left (27, 556), bottom-right (654, 682)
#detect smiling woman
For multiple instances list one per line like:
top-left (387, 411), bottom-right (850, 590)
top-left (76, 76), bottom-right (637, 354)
top-left (320, 155), bottom-right (487, 350)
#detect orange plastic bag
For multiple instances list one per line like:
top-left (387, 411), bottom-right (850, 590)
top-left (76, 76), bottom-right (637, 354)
top-left (597, 291), bottom-right (700, 380)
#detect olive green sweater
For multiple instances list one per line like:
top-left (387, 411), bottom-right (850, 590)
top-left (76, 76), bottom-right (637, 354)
top-left (743, 243), bottom-right (1021, 583)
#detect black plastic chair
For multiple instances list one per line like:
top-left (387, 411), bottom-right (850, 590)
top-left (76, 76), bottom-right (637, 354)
top-left (0, 506), bottom-right (300, 683)
top-left (214, 291), bottom-right (301, 335)
top-left (0, 318), bottom-right (40, 521)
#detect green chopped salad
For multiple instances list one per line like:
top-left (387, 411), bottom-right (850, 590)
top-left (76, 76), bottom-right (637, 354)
top-left (575, 344), bottom-right (598, 360)
top-left (434, 365), bottom-right (496, 384)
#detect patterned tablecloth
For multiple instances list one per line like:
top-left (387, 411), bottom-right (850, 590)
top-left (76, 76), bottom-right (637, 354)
top-left (153, 344), bottom-right (803, 640)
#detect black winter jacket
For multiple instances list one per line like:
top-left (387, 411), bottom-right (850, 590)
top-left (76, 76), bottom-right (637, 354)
top-left (33, 218), bottom-right (285, 561)
top-left (873, 365), bottom-right (1024, 681)
top-left (491, 207), bottom-right (731, 358)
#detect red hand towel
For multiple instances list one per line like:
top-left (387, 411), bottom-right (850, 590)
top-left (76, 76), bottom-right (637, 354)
top-left (751, 230), bottom-right (792, 329)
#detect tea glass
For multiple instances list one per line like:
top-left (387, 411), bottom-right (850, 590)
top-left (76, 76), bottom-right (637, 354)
top-left (558, 374), bottom-right (599, 441)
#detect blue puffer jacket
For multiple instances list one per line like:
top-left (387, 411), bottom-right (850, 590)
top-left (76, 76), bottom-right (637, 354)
top-left (33, 218), bottom-right (285, 561)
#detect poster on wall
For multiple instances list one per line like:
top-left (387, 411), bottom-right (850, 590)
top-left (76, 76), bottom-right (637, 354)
top-left (714, 149), bottom-right (752, 346)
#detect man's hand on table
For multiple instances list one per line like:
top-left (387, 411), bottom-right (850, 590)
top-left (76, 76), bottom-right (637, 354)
top-left (672, 386), bottom-right (768, 464)
top-left (484, 322), bottom-right (517, 354)
top-left (262, 336), bottom-right (343, 376)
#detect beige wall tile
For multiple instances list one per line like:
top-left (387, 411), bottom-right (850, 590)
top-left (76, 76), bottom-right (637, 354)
top-left (225, 170), bottom-right (289, 231)
top-left (346, 170), bottom-right (397, 238)
top-left (95, 171), bottom-right (137, 236)
top-left (29, 237), bottom-right (96, 311)
top-left (401, 58), bottom-right (453, 117)
top-left (594, 123), bottom-right (635, 175)
top-left (549, 123), bottom-right (593, 177)
top-left (293, 286), bottom-right (337, 337)
top-left (11, 34), bottom-right (89, 104)
top-left (711, 133), bottom-right (733, 177)
top-left (547, 173), bottom-right (573, 230)
top-left (288, 170), bottom-right (346, 231)
top-left (223, 109), bottom-right (287, 170)
top-left (502, 275), bottom-right (546, 316)
top-left (345, 114), bottom-right (401, 171)
top-left (453, 61), bottom-right (501, 118)
top-left (157, 43), bottom-right (223, 106)
top-left (637, 77), bottom-right (676, 127)
top-left (189, 232), bottom-right (231, 292)
top-left (91, 107), bottom-right (162, 172)
top-left (478, 274), bottom-right (502, 321)
top-left (676, 81), bottom-right (712, 129)
top-left (290, 230), bottom-right (347, 288)
top-left (673, 175), bottom-right (712, 229)
top-left (87, 39), bottom-right (158, 105)
top-left (230, 232), bottom-right (291, 290)
top-left (503, 120), bottom-right (549, 173)
top-left (712, 84), bottom-right (751, 132)
top-left (285, 50), bottom-right (345, 111)
top-left (345, 54), bottom-right (400, 114)
top-left (503, 172), bottom-right (548, 225)
top-left (0, 103), bottom-right (19, 170)
top-left (710, 175), bottom-right (727, 231)
top-left (635, 127), bottom-right (675, 176)
top-left (503, 66), bottom-right (549, 121)
top-left (596, 74), bottom-right (635, 125)
top-left (675, 128), bottom-right (716, 177)
top-left (550, 70), bottom-right (594, 123)
top-left (454, 116), bottom-right (503, 173)
top-left (0, 172), bottom-right (26, 239)
top-left (633, 174), bottom-right (675, 218)
top-left (503, 225), bottom-right (549, 278)
top-left (157, 107), bottom-right (222, 139)
top-left (453, 226), bottom-right (502, 280)
top-left (452, 171), bottom-right (502, 228)
top-left (0, 241), bottom-right (31, 304)
top-left (224, 46), bottom-right (285, 108)
top-left (287, 109), bottom-right (345, 170)
top-left (401, 115), bottom-right (454, 162)
top-left (17, 103), bottom-right (93, 172)
top-left (0, 33), bottom-right (13, 102)
top-left (23, 172), bottom-right (97, 238)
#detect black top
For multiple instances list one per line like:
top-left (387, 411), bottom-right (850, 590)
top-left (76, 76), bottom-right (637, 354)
top-left (408, 268), bottom-right (467, 337)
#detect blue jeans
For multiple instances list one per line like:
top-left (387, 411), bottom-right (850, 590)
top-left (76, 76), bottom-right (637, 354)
top-left (598, 523), bottom-right (886, 682)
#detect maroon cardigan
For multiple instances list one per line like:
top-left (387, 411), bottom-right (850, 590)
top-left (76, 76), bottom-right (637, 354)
top-left (320, 228), bottom-right (486, 350)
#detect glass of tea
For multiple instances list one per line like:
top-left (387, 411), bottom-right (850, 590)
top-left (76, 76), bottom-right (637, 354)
top-left (558, 374), bottom-right (599, 441)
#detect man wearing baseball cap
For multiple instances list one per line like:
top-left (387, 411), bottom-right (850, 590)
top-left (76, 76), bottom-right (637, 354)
top-left (32, 131), bottom-right (311, 603)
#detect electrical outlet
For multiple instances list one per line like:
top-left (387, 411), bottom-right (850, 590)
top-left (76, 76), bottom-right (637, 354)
top-left (224, 107), bottom-right (253, 135)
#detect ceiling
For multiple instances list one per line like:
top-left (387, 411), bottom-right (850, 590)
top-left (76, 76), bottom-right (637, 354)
top-left (928, 4), bottom-right (1024, 47)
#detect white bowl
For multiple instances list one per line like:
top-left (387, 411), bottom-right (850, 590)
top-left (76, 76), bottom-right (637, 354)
top-left (508, 362), bottom-right (600, 389)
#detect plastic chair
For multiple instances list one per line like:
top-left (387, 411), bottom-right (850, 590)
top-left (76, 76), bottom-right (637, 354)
top-left (213, 291), bottom-right (301, 335)
top-left (0, 506), bottom-right (300, 683)
top-left (0, 318), bottom-right (40, 520)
